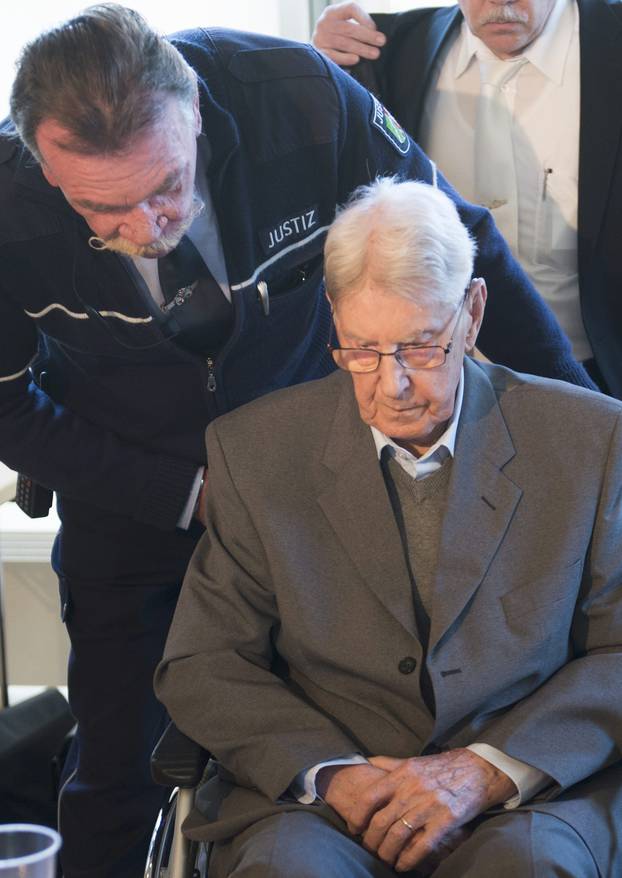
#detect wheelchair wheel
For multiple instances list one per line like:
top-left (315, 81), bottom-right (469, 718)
top-left (145, 788), bottom-right (208, 878)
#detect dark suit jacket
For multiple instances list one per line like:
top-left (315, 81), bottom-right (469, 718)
top-left (156, 360), bottom-right (622, 875)
top-left (351, 0), bottom-right (622, 399)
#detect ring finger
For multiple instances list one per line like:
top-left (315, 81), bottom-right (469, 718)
top-left (363, 807), bottom-right (424, 864)
top-left (378, 813), bottom-right (424, 866)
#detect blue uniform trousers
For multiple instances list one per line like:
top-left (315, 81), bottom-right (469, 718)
top-left (54, 499), bottom-right (203, 878)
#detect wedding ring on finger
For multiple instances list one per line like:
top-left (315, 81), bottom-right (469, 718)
top-left (400, 816), bottom-right (416, 832)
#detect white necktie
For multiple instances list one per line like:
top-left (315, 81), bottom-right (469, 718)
top-left (474, 57), bottom-right (527, 251)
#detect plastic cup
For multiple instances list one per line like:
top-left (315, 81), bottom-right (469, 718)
top-left (0, 824), bottom-right (61, 877)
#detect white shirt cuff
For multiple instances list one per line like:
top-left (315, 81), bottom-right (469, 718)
top-left (293, 754), bottom-right (368, 804)
top-left (467, 743), bottom-right (551, 808)
top-left (177, 466), bottom-right (204, 530)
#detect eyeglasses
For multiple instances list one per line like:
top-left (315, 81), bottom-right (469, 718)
top-left (329, 288), bottom-right (470, 374)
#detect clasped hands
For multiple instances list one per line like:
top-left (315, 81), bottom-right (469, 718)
top-left (317, 749), bottom-right (516, 874)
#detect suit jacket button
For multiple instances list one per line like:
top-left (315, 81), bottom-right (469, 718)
top-left (398, 657), bottom-right (417, 675)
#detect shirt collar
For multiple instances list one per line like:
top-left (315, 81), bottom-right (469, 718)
top-left (454, 0), bottom-right (577, 86)
top-left (370, 366), bottom-right (464, 463)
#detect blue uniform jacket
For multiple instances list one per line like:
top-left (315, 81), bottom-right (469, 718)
top-left (0, 29), bottom-right (592, 532)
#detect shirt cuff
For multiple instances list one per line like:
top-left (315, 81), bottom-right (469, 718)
top-left (293, 754), bottom-right (368, 804)
top-left (467, 743), bottom-right (551, 808)
top-left (177, 466), bottom-right (204, 530)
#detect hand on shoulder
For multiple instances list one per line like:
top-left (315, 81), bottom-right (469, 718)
top-left (312, 1), bottom-right (386, 67)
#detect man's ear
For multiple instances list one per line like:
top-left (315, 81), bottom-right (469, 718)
top-left (465, 278), bottom-right (487, 350)
top-left (40, 162), bottom-right (60, 188)
top-left (192, 91), bottom-right (202, 137)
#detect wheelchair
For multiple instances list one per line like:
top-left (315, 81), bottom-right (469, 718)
top-left (144, 722), bottom-right (212, 878)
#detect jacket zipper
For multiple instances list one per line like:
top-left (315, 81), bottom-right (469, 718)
top-left (206, 357), bottom-right (217, 392)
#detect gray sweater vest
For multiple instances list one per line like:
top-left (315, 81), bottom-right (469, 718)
top-left (381, 449), bottom-right (453, 653)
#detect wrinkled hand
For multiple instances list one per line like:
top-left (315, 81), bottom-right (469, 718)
top-left (318, 762), bottom-right (389, 827)
top-left (312, 1), bottom-right (386, 67)
top-left (357, 750), bottom-right (517, 873)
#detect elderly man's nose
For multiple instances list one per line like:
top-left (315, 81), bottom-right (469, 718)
top-left (118, 204), bottom-right (163, 244)
top-left (379, 353), bottom-right (409, 396)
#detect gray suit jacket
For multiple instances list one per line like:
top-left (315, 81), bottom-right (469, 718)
top-left (156, 359), bottom-right (622, 873)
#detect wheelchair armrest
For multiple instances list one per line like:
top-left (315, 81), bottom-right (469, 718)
top-left (151, 721), bottom-right (210, 788)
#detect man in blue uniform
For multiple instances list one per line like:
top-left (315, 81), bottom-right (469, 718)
top-left (0, 4), bottom-right (592, 876)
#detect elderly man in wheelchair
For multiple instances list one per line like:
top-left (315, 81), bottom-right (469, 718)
top-left (151, 179), bottom-right (622, 878)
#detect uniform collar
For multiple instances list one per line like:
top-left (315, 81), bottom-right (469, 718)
top-left (454, 0), bottom-right (577, 86)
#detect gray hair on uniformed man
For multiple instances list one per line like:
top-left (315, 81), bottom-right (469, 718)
top-left (10, 3), bottom-right (198, 161)
top-left (324, 177), bottom-right (477, 309)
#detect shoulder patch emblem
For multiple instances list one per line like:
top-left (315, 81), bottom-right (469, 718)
top-left (370, 95), bottom-right (410, 156)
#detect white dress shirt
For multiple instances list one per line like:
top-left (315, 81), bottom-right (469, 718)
top-left (419, 0), bottom-right (589, 360)
top-left (296, 369), bottom-right (549, 808)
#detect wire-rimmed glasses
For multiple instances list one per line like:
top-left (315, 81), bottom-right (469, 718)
top-left (329, 288), bottom-right (469, 374)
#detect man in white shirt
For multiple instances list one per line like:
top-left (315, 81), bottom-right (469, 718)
top-left (156, 179), bottom-right (622, 877)
top-left (313, 0), bottom-right (622, 399)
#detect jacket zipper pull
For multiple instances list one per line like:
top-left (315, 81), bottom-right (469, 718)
top-left (207, 357), bottom-right (217, 392)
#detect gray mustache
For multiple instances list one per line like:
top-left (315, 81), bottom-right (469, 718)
top-left (478, 8), bottom-right (530, 24)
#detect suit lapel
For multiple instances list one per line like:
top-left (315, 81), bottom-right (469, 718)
top-left (411, 7), bottom-right (463, 133)
top-left (317, 376), bottom-right (417, 637)
top-left (428, 360), bottom-right (522, 653)
top-left (578, 0), bottom-right (622, 261)
top-left (368, 8), bottom-right (462, 140)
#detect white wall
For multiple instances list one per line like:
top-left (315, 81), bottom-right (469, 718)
top-left (1, 0), bottom-right (312, 118)
top-left (329, 0), bottom-right (454, 11)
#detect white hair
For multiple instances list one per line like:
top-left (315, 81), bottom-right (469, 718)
top-left (324, 177), bottom-right (477, 309)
